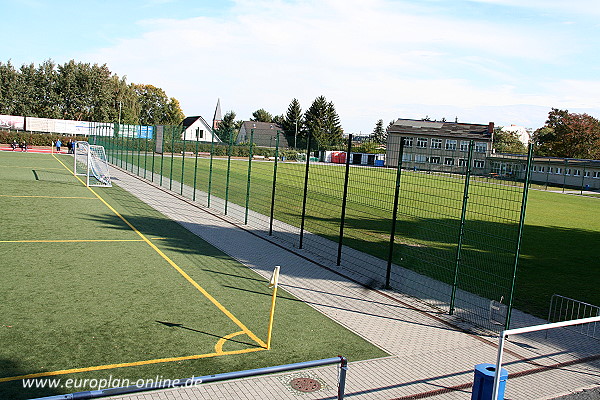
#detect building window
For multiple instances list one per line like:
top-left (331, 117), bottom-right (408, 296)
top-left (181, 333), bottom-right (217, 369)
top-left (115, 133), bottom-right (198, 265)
top-left (445, 140), bottom-right (457, 151)
top-left (429, 156), bottom-right (441, 164)
top-left (584, 171), bottom-right (590, 177)
top-left (556, 167), bottom-right (562, 174)
top-left (458, 158), bottom-right (467, 167)
top-left (475, 142), bottom-right (487, 153)
top-left (196, 129), bottom-right (204, 139)
top-left (565, 168), bottom-right (571, 176)
top-left (417, 137), bottom-right (428, 148)
top-left (474, 159), bottom-right (485, 169)
top-left (532, 165), bottom-right (537, 172)
top-left (402, 153), bottom-right (412, 162)
top-left (431, 139), bottom-right (442, 149)
top-left (548, 167), bottom-right (554, 174)
top-left (444, 157), bottom-right (455, 166)
top-left (539, 166), bottom-right (545, 173)
top-left (402, 137), bottom-right (413, 147)
top-left (574, 169), bottom-right (581, 176)
top-left (593, 171), bottom-right (600, 178)
top-left (415, 154), bottom-right (427, 163)
top-left (460, 141), bottom-right (470, 152)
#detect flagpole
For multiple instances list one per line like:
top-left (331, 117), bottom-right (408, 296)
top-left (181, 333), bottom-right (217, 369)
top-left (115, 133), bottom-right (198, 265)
top-left (266, 266), bottom-right (280, 350)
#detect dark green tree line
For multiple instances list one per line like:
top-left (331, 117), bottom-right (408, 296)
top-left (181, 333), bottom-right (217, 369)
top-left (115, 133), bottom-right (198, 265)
top-left (0, 59), bottom-right (184, 125)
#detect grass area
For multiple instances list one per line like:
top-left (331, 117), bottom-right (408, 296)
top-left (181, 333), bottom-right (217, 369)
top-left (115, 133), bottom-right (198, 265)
top-left (0, 151), bottom-right (387, 399)
top-left (516, 190), bottom-right (600, 316)
top-left (103, 147), bottom-right (600, 321)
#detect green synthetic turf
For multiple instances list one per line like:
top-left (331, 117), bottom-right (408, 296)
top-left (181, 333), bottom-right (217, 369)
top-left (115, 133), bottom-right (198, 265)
top-left (0, 152), bottom-right (387, 399)
top-left (120, 151), bottom-right (600, 319)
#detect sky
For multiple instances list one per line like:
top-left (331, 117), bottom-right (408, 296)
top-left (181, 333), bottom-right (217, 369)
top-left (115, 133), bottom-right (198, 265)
top-left (1, 0), bottom-right (599, 134)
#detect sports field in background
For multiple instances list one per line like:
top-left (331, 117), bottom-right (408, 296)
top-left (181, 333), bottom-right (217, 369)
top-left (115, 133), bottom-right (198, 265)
top-left (117, 151), bottom-right (600, 319)
top-left (0, 151), bottom-right (387, 399)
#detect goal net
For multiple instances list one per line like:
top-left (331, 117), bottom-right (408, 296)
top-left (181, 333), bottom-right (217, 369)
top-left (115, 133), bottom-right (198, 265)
top-left (74, 141), bottom-right (112, 187)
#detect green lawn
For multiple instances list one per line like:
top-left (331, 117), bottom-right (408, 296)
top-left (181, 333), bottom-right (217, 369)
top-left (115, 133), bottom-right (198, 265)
top-left (102, 146), bottom-right (600, 321)
top-left (0, 151), bottom-right (387, 399)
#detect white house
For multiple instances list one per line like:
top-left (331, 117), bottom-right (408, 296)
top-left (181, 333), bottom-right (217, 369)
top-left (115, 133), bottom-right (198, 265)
top-left (501, 125), bottom-right (531, 145)
top-left (181, 116), bottom-right (222, 143)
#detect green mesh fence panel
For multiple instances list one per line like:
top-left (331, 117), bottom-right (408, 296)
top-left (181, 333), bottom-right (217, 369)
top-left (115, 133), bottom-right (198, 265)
top-left (101, 124), bottom-right (533, 332)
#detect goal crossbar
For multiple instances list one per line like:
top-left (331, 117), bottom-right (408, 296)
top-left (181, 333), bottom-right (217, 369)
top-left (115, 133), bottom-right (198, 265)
top-left (492, 315), bottom-right (600, 400)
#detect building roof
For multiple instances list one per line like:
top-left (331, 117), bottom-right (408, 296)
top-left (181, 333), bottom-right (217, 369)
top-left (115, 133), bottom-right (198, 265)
top-left (388, 118), bottom-right (494, 140)
top-left (237, 121), bottom-right (287, 147)
top-left (182, 116), bottom-right (204, 128)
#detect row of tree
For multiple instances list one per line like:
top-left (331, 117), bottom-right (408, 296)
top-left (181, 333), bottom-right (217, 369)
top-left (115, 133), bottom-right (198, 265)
top-left (214, 96), bottom-right (344, 148)
top-left (0, 59), bottom-right (184, 125)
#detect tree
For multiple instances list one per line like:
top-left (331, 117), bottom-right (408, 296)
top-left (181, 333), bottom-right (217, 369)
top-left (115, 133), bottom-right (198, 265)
top-left (282, 98), bottom-right (303, 148)
top-left (0, 59), bottom-right (184, 126)
top-left (492, 127), bottom-right (527, 154)
top-left (132, 84), bottom-right (184, 126)
top-left (323, 101), bottom-right (343, 145)
top-left (371, 119), bottom-right (386, 144)
top-left (272, 114), bottom-right (284, 126)
top-left (0, 61), bottom-right (18, 115)
top-left (304, 96), bottom-right (343, 147)
top-left (532, 108), bottom-right (600, 159)
top-left (251, 108), bottom-right (273, 123)
top-left (215, 110), bottom-right (242, 142)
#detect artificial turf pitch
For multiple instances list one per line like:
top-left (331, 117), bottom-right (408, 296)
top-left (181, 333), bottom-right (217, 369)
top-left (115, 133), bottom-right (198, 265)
top-left (0, 151), bottom-right (387, 399)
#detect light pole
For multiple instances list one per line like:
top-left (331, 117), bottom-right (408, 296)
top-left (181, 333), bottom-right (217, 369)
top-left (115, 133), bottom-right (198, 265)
top-left (294, 118), bottom-right (298, 149)
top-left (118, 101), bottom-right (122, 126)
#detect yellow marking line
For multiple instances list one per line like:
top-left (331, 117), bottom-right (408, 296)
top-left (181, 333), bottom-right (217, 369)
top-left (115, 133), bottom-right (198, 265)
top-left (215, 331), bottom-right (246, 354)
top-left (0, 165), bottom-right (63, 170)
top-left (52, 154), bottom-right (267, 349)
top-left (0, 347), bottom-right (265, 383)
top-left (0, 239), bottom-right (153, 243)
top-left (0, 194), bottom-right (97, 199)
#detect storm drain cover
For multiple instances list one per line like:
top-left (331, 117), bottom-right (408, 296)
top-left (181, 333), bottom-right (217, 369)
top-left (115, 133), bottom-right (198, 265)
top-left (290, 377), bottom-right (321, 392)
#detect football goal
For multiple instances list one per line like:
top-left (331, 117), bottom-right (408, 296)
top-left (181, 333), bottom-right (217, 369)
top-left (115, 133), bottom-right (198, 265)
top-left (74, 141), bottom-right (112, 187)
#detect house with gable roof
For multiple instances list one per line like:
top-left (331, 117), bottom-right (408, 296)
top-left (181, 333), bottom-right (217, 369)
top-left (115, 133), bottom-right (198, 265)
top-left (236, 121), bottom-right (290, 148)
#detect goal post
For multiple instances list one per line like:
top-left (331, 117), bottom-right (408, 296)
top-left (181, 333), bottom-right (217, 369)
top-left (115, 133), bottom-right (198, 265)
top-left (74, 141), bottom-right (112, 187)
top-left (492, 315), bottom-right (600, 400)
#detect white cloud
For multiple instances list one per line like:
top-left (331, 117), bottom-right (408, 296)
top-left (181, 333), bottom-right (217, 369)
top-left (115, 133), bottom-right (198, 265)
top-left (82, 0), bottom-right (600, 132)
top-left (465, 0), bottom-right (600, 17)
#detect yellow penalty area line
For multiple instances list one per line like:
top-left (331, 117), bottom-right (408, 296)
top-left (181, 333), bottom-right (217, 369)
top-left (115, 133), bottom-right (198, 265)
top-left (51, 154), bottom-right (267, 350)
top-left (0, 194), bottom-right (97, 199)
top-left (0, 347), bottom-right (265, 383)
top-left (0, 239), bottom-right (165, 243)
top-left (0, 165), bottom-right (64, 170)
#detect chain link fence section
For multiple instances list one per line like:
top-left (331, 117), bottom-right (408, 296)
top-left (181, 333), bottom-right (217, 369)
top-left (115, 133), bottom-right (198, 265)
top-left (94, 125), bottom-right (533, 333)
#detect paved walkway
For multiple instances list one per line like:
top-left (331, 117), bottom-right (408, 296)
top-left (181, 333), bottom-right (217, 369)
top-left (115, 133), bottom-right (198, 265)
top-left (106, 166), bottom-right (600, 400)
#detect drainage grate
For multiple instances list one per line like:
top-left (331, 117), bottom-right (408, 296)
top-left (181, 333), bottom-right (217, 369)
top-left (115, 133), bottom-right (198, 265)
top-left (290, 377), bottom-right (321, 393)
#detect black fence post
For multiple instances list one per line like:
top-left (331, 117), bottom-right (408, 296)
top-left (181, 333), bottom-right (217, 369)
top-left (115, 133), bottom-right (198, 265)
top-left (225, 128), bottom-right (233, 215)
top-left (299, 133), bottom-right (312, 249)
top-left (505, 143), bottom-right (533, 330)
top-left (337, 134), bottom-right (352, 266)
top-left (449, 140), bottom-right (474, 315)
top-left (269, 132), bottom-right (280, 236)
top-left (193, 130), bottom-right (200, 202)
top-left (244, 129), bottom-right (254, 224)
top-left (385, 139), bottom-right (404, 289)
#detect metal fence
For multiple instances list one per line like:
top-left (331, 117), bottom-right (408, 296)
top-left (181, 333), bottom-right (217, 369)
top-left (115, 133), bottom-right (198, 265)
top-left (547, 294), bottom-right (600, 340)
top-left (93, 123), bottom-right (534, 332)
